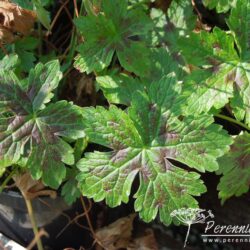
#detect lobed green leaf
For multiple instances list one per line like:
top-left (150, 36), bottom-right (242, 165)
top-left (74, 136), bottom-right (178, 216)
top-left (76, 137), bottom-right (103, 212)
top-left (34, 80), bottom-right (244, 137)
top-left (77, 75), bottom-right (232, 225)
top-left (0, 59), bottom-right (85, 188)
top-left (217, 132), bottom-right (250, 203)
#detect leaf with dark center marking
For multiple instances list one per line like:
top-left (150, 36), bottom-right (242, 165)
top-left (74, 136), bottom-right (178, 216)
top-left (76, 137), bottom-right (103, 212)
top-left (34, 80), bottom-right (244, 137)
top-left (77, 74), bottom-right (232, 225)
top-left (74, 0), bottom-right (152, 76)
top-left (0, 59), bottom-right (85, 188)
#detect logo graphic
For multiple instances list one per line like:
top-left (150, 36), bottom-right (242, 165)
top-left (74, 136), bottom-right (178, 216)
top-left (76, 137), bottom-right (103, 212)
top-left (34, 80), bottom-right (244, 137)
top-left (170, 208), bottom-right (214, 247)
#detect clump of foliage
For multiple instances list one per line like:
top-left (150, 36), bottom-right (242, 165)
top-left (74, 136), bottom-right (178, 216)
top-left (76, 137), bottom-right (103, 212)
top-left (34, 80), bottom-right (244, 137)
top-left (0, 0), bottom-right (250, 230)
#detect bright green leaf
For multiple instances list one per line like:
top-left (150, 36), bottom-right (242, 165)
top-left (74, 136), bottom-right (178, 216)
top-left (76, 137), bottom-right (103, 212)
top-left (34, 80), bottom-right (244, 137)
top-left (181, 64), bottom-right (235, 115)
top-left (146, 48), bottom-right (184, 82)
top-left (0, 54), bottom-right (20, 70)
top-left (32, 0), bottom-right (51, 29)
top-left (77, 75), bottom-right (232, 225)
top-left (179, 27), bottom-right (238, 67)
top-left (203, 0), bottom-right (236, 13)
top-left (96, 73), bottom-right (144, 105)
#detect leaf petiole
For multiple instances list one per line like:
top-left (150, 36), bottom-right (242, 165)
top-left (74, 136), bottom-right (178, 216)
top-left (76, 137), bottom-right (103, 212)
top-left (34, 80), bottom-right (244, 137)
top-left (0, 168), bottom-right (16, 193)
top-left (215, 114), bottom-right (250, 131)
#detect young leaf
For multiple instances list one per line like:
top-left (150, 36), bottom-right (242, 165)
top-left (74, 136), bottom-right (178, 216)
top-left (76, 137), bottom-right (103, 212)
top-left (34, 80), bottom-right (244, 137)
top-left (62, 138), bottom-right (88, 204)
top-left (15, 37), bottom-right (39, 72)
top-left (77, 75), bottom-right (232, 225)
top-left (217, 132), bottom-right (250, 203)
top-left (96, 73), bottom-right (144, 105)
top-left (0, 59), bottom-right (85, 188)
top-left (74, 0), bottom-right (152, 76)
top-left (0, 54), bottom-right (20, 70)
top-left (61, 168), bottom-right (81, 205)
top-left (97, 48), bottom-right (184, 106)
top-left (32, 0), bottom-right (51, 30)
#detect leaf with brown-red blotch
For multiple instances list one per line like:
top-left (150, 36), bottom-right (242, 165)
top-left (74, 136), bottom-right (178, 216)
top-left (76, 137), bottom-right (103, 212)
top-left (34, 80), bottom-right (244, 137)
top-left (178, 2), bottom-right (250, 126)
top-left (74, 0), bottom-right (152, 77)
top-left (0, 1), bottom-right (36, 43)
top-left (217, 132), bottom-right (250, 203)
top-left (77, 74), bottom-right (232, 225)
top-left (0, 59), bottom-right (85, 189)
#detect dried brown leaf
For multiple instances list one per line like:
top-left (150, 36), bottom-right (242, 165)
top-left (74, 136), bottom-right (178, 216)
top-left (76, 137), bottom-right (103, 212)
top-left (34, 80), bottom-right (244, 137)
top-left (128, 229), bottom-right (158, 250)
top-left (95, 214), bottom-right (136, 250)
top-left (0, 1), bottom-right (36, 43)
top-left (152, 0), bottom-right (172, 11)
top-left (13, 172), bottom-right (56, 200)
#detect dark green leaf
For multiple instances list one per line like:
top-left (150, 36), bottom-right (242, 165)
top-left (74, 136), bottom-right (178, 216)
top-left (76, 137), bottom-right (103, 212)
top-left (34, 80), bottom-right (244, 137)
top-left (74, 0), bottom-right (152, 76)
top-left (15, 37), bottom-right (39, 72)
top-left (0, 59), bottom-right (85, 188)
top-left (62, 175), bottom-right (81, 204)
top-left (217, 132), bottom-right (250, 203)
top-left (227, 0), bottom-right (250, 60)
top-left (32, 0), bottom-right (51, 29)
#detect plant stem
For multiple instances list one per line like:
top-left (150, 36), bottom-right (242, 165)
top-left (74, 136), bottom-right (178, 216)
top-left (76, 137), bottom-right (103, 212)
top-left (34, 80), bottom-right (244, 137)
top-left (24, 196), bottom-right (44, 250)
top-left (80, 197), bottom-right (95, 237)
top-left (0, 169), bottom-right (16, 193)
top-left (73, 0), bottom-right (79, 17)
top-left (60, 0), bottom-right (85, 74)
top-left (215, 114), bottom-right (250, 131)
